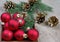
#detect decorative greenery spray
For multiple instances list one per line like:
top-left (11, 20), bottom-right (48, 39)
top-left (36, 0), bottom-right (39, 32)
top-left (4, 0), bottom-right (52, 32)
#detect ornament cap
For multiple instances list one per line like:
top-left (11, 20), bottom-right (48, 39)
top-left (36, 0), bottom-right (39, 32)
top-left (26, 27), bottom-right (30, 31)
top-left (23, 34), bottom-right (28, 38)
top-left (17, 14), bottom-right (20, 18)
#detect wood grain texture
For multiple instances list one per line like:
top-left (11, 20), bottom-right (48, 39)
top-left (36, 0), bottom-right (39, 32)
top-left (1, 40), bottom-right (38, 42)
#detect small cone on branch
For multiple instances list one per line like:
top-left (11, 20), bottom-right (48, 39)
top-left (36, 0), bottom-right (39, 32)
top-left (28, 0), bottom-right (37, 6)
top-left (21, 12), bottom-right (27, 18)
top-left (36, 13), bottom-right (45, 24)
top-left (4, 1), bottom-right (15, 10)
top-left (47, 16), bottom-right (59, 27)
top-left (22, 3), bottom-right (30, 11)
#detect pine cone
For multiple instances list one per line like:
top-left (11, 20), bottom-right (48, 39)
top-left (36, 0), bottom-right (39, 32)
top-left (22, 3), bottom-right (30, 11)
top-left (29, 0), bottom-right (37, 6)
top-left (36, 13), bottom-right (45, 24)
top-left (4, 1), bottom-right (15, 10)
top-left (47, 16), bottom-right (59, 27)
top-left (21, 12), bottom-right (27, 18)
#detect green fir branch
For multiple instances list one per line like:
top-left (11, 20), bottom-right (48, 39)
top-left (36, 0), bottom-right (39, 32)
top-left (22, 14), bottom-right (34, 32)
top-left (6, 0), bottom-right (53, 32)
top-left (38, 3), bottom-right (52, 12)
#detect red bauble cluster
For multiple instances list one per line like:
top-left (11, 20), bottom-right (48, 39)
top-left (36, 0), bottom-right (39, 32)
top-left (1, 12), bottom-right (25, 31)
top-left (13, 13), bottom-right (25, 27)
top-left (1, 12), bottom-right (26, 41)
top-left (1, 12), bottom-right (39, 41)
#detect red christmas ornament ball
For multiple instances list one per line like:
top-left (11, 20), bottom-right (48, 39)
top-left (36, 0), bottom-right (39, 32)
top-left (14, 30), bottom-right (24, 40)
top-left (2, 30), bottom-right (13, 41)
top-left (4, 22), bottom-right (9, 30)
top-left (17, 18), bottom-right (25, 27)
top-left (4, 19), bottom-right (19, 31)
top-left (1, 12), bottom-right (11, 23)
top-left (13, 12), bottom-right (20, 19)
top-left (27, 29), bottom-right (39, 41)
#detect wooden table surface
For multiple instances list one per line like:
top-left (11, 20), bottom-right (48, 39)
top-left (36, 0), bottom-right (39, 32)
top-left (2, 40), bottom-right (38, 42)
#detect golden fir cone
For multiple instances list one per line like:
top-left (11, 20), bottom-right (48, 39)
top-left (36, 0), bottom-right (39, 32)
top-left (29, 0), bottom-right (37, 6)
top-left (22, 3), bottom-right (30, 11)
top-left (29, 0), bottom-right (37, 3)
top-left (21, 12), bottom-right (27, 18)
top-left (36, 13), bottom-right (45, 24)
top-left (4, 1), bottom-right (15, 10)
top-left (47, 16), bottom-right (59, 27)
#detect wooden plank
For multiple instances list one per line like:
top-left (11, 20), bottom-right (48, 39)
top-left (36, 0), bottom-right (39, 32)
top-left (2, 40), bottom-right (38, 42)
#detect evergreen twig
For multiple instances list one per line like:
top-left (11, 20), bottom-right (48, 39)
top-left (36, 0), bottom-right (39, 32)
top-left (6, 0), bottom-right (52, 32)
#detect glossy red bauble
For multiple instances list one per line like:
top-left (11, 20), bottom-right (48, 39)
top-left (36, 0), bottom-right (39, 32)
top-left (2, 30), bottom-right (13, 41)
top-left (4, 22), bottom-right (9, 30)
top-left (14, 30), bottom-right (24, 40)
top-left (4, 19), bottom-right (19, 31)
top-left (27, 29), bottom-right (39, 41)
top-left (17, 18), bottom-right (25, 27)
top-left (13, 12), bottom-right (20, 19)
top-left (1, 12), bottom-right (11, 23)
